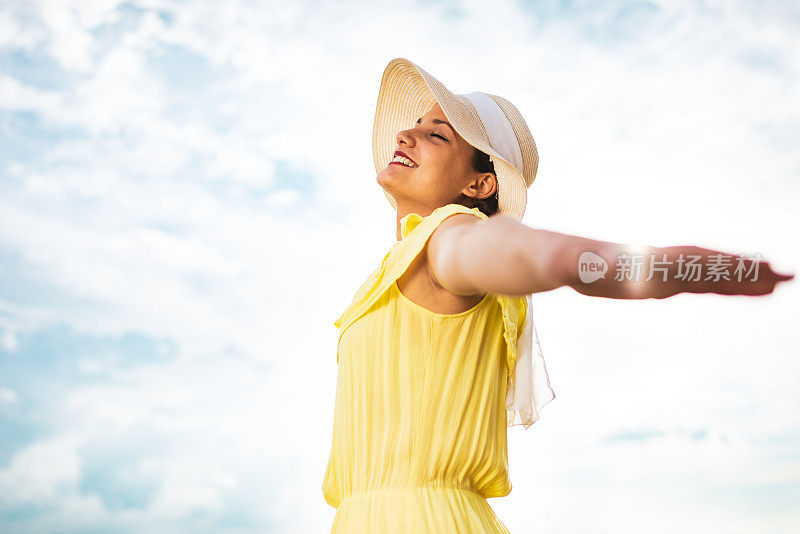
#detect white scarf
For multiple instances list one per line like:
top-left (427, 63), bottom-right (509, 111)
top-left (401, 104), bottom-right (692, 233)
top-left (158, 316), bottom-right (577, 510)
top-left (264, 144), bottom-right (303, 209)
top-left (506, 293), bottom-right (555, 427)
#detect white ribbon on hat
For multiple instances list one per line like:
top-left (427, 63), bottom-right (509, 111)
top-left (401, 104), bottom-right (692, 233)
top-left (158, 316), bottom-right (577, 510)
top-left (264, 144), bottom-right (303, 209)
top-left (461, 91), bottom-right (555, 428)
top-left (461, 91), bottom-right (524, 171)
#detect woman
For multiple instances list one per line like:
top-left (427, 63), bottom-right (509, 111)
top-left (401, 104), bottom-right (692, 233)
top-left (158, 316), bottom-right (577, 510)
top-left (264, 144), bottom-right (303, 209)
top-left (322, 58), bottom-right (793, 533)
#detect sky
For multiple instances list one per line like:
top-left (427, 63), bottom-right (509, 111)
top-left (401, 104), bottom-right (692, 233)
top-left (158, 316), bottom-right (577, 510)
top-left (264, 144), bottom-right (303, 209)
top-left (0, 0), bottom-right (798, 532)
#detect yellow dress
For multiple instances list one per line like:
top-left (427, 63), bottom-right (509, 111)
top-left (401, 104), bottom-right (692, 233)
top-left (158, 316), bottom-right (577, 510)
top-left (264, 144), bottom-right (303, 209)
top-left (323, 203), bottom-right (528, 533)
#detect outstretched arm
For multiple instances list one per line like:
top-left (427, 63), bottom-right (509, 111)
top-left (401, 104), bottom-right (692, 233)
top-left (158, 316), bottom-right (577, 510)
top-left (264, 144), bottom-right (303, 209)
top-left (427, 213), bottom-right (794, 299)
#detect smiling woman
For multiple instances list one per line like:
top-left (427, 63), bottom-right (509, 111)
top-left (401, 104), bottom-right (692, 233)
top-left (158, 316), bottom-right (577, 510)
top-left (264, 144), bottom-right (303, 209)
top-left (322, 58), bottom-right (553, 534)
top-left (322, 57), bottom-right (794, 534)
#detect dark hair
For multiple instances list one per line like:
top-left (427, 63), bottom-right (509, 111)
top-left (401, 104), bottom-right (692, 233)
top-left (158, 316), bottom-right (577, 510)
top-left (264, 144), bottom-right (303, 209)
top-left (455, 147), bottom-right (499, 216)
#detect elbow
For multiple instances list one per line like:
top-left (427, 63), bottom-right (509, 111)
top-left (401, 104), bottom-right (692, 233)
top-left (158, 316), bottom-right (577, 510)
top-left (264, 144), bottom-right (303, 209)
top-left (543, 244), bottom-right (576, 290)
top-left (513, 227), bottom-right (575, 293)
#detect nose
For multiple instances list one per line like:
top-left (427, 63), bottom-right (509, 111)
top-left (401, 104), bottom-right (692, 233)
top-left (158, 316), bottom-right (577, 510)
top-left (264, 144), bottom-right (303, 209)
top-left (396, 126), bottom-right (416, 147)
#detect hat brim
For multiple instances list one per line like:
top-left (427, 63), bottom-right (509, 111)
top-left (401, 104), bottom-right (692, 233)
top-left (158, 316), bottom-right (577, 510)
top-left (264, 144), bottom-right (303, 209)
top-left (372, 58), bottom-right (533, 220)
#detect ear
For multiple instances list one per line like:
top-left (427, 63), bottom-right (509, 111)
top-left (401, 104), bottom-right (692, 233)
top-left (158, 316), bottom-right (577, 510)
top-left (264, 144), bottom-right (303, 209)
top-left (462, 172), bottom-right (497, 200)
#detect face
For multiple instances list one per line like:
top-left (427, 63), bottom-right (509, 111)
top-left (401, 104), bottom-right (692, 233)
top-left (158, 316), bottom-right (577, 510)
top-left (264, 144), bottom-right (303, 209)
top-left (377, 103), bottom-right (496, 214)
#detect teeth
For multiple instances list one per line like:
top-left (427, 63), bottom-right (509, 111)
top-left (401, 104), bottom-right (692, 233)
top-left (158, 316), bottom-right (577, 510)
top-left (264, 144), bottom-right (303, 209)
top-left (392, 155), bottom-right (416, 167)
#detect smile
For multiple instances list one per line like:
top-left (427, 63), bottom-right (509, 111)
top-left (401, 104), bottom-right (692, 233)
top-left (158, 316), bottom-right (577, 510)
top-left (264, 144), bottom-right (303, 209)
top-left (390, 151), bottom-right (418, 168)
top-left (390, 156), bottom-right (417, 168)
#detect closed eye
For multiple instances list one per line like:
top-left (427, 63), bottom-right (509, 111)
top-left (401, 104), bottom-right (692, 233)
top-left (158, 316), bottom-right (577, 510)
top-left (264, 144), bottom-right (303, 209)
top-left (431, 133), bottom-right (448, 141)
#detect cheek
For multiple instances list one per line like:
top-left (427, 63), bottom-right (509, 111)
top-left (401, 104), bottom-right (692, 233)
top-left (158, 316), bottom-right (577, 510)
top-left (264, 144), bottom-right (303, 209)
top-left (425, 149), bottom-right (457, 174)
top-left (437, 152), bottom-right (470, 181)
top-left (416, 147), bottom-right (466, 190)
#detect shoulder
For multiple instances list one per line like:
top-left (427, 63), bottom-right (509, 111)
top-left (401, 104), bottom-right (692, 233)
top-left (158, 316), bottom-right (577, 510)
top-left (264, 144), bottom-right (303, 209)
top-left (427, 211), bottom-right (480, 261)
top-left (427, 203), bottom-right (486, 249)
top-left (426, 208), bottom-right (487, 295)
top-left (430, 212), bottom-right (483, 244)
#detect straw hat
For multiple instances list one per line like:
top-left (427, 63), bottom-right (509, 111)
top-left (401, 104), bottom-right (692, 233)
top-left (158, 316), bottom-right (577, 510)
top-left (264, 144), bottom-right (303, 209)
top-left (372, 58), bottom-right (539, 221)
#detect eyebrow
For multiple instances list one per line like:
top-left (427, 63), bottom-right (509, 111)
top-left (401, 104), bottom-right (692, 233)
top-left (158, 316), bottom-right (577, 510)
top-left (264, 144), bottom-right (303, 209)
top-left (416, 117), bottom-right (456, 136)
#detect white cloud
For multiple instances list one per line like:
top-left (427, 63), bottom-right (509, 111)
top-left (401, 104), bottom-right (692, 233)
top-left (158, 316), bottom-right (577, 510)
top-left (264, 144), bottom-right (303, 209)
top-left (0, 0), bottom-right (798, 532)
top-left (0, 387), bottom-right (19, 403)
top-left (0, 435), bottom-right (83, 506)
top-left (0, 330), bottom-right (18, 353)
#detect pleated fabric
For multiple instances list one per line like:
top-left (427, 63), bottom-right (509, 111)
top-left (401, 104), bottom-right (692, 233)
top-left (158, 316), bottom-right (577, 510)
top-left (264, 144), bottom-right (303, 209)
top-left (323, 203), bottom-right (527, 533)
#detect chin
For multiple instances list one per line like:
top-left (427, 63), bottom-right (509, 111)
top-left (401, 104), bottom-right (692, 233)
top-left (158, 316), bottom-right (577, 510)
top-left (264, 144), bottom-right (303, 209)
top-left (376, 168), bottom-right (399, 190)
top-left (377, 167), bottom-right (421, 205)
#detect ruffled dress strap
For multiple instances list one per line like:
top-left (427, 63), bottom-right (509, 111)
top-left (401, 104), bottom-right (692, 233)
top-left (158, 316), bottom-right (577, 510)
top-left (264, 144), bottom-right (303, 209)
top-left (333, 203), bottom-right (489, 363)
